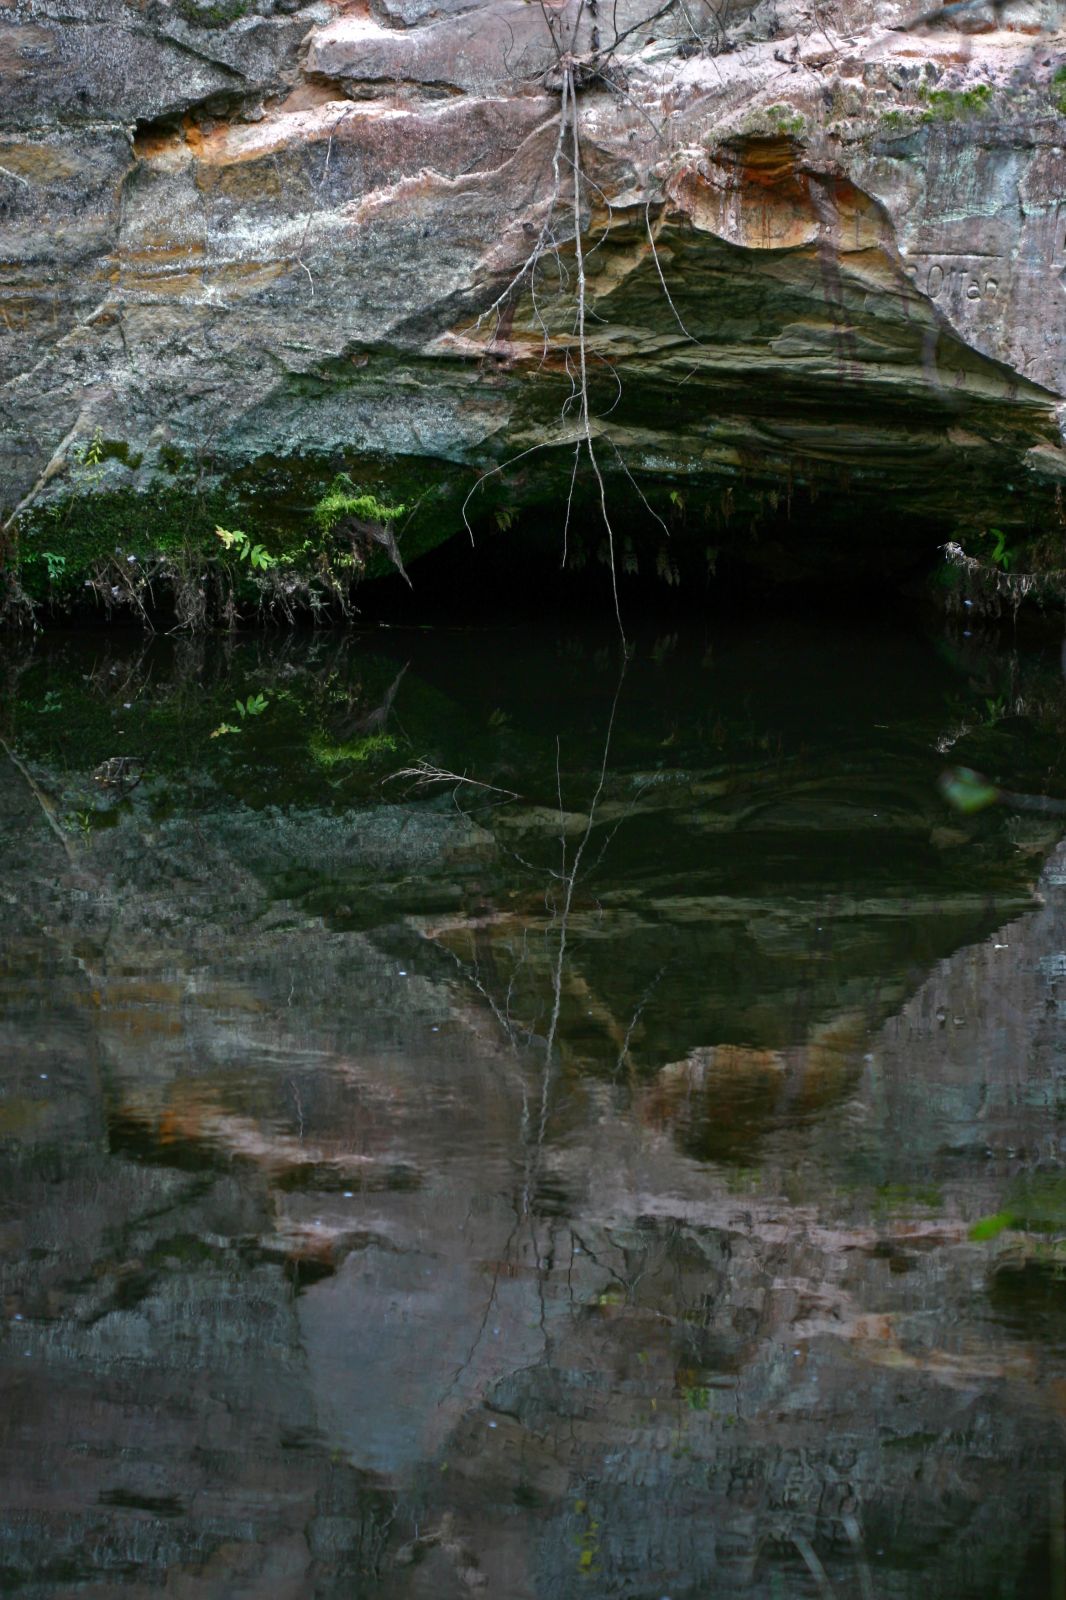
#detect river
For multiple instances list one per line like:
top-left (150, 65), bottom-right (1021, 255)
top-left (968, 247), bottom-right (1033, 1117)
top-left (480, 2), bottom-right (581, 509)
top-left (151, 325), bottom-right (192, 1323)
top-left (2, 618), bottom-right (1064, 1598)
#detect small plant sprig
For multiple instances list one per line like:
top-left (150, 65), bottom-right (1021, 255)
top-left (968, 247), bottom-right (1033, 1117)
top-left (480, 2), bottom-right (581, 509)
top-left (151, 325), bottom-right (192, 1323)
top-left (215, 525), bottom-right (278, 570)
top-left (988, 528), bottom-right (1013, 571)
top-left (40, 551), bottom-right (67, 584)
top-left (1054, 65), bottom-right (1066, 117)
top-left (72, 427), bottom-right (106, 489)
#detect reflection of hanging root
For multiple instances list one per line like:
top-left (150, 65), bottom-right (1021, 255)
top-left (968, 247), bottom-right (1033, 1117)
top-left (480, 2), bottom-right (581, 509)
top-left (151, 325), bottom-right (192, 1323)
top-left (0, 735), bottom-right (77, 863)
top-left (383, 759), bottom-right (520, 800)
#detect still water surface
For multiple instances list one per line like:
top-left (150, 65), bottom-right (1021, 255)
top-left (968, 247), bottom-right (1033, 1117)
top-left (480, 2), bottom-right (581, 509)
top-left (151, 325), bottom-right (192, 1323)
top-left (2, 620), bottom-right (1066, 1598)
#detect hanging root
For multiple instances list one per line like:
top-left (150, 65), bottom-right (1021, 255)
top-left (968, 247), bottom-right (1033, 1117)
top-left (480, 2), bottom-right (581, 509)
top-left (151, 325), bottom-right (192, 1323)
top-left (565, 63), bottom-right (627, 651)
top-left (460, 2), bottom-right (721, 650)
top-left (942, 540), bottom-right (1066, 620)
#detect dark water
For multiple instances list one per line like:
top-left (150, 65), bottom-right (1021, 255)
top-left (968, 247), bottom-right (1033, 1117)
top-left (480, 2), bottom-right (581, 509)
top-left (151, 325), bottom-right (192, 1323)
top-left (2, 620), bottom-right (1066, 1598)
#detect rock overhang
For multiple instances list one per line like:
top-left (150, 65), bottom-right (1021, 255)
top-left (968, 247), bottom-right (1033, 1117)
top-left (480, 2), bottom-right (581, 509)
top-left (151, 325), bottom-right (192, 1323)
top-left (2, 0), bottom-right (1065, 615)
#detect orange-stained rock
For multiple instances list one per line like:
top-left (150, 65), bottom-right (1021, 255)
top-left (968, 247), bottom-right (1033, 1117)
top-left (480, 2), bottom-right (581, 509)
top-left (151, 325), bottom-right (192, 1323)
top-left (2, 0), bottom-right (1066, 564)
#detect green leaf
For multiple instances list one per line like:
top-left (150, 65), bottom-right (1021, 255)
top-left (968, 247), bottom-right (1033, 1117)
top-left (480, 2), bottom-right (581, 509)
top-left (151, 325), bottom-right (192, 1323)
top-left (990, 528), bottom-right (1013, 570)
top-left (938, 766), bottom-right (1000, 815)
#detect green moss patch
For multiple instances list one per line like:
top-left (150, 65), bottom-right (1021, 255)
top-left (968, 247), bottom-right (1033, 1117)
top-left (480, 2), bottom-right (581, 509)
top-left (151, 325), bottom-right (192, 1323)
top-left (1053, 65), bottom-right (1066, 116)
top-left (16, 483), bottom-right (239, 603)
top-left (6, 451), bottom-right (477, 624)
top-left (918, 84), bottom-right (993, 122)
top-left (312, 476), bottom-right (407, 537)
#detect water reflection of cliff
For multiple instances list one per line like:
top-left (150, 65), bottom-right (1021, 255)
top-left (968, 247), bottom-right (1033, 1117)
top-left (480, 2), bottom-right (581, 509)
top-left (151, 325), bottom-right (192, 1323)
top-left (2, 623), bottom-right (1065, 1597)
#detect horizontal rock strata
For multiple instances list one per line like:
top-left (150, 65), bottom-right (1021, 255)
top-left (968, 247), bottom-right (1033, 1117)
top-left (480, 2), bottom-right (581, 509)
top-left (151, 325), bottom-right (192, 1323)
top-left (2, 0), bottom-right (1066, 600)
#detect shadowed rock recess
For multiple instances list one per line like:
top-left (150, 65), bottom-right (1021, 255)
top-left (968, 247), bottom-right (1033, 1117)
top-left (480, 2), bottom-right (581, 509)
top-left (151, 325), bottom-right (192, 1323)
top-left (2, 0), bottom-right (1066, 614)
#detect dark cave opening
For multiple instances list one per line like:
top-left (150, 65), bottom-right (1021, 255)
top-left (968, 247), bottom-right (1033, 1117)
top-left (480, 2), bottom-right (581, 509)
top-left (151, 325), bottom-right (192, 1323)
top-left (356, 482), bottom-right (952, 626)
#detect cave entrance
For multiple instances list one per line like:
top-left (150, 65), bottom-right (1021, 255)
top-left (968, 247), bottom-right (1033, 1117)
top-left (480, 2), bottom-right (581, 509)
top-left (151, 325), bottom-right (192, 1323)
top-left (357, 478), bottom-right (949, 625)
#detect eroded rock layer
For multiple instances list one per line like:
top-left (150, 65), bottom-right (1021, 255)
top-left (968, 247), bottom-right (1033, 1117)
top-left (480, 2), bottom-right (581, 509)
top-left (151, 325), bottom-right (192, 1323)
top-left (2, 0), bottom-right (1066, 599)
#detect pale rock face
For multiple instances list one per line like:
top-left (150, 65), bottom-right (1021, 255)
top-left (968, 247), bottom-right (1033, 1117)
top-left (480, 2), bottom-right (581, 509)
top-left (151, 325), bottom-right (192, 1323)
top-left (1, 0), bottom-right (1065, 558)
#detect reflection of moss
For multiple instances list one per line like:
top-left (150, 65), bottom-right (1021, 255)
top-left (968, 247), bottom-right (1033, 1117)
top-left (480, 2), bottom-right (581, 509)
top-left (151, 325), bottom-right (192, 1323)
top-left (875, 1181), bottom-right (944, 1216)
top-left (7, 641), bottom-right (426, 815)
top-left (309, 732), bottom-right (399, 768)
top-left (969, 1176), bottom-right (1066, 1241)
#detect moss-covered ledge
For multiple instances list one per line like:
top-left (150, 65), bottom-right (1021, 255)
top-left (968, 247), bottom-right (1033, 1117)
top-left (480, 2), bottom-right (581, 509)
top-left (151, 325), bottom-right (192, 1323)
top-left (3, 450), bottom-right (477, 626)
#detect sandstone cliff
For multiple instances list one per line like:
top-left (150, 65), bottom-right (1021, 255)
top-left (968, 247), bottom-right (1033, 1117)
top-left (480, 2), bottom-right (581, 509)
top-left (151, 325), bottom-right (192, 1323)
top-left (2, 0), bottom-right (1065, 611)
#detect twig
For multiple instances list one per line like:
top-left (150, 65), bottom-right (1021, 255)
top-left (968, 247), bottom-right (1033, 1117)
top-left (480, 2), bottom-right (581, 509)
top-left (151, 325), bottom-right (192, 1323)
top-left (292, 105), bottom-right (356, 299)
top-left (383, 759), bottom-right (520, 799)
top-left (645, 202), bottom-right (708, 345)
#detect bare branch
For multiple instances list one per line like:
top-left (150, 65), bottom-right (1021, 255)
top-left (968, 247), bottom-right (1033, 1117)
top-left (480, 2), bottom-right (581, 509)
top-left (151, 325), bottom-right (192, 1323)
top-left (383, 759), bottom-right (520, 800)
